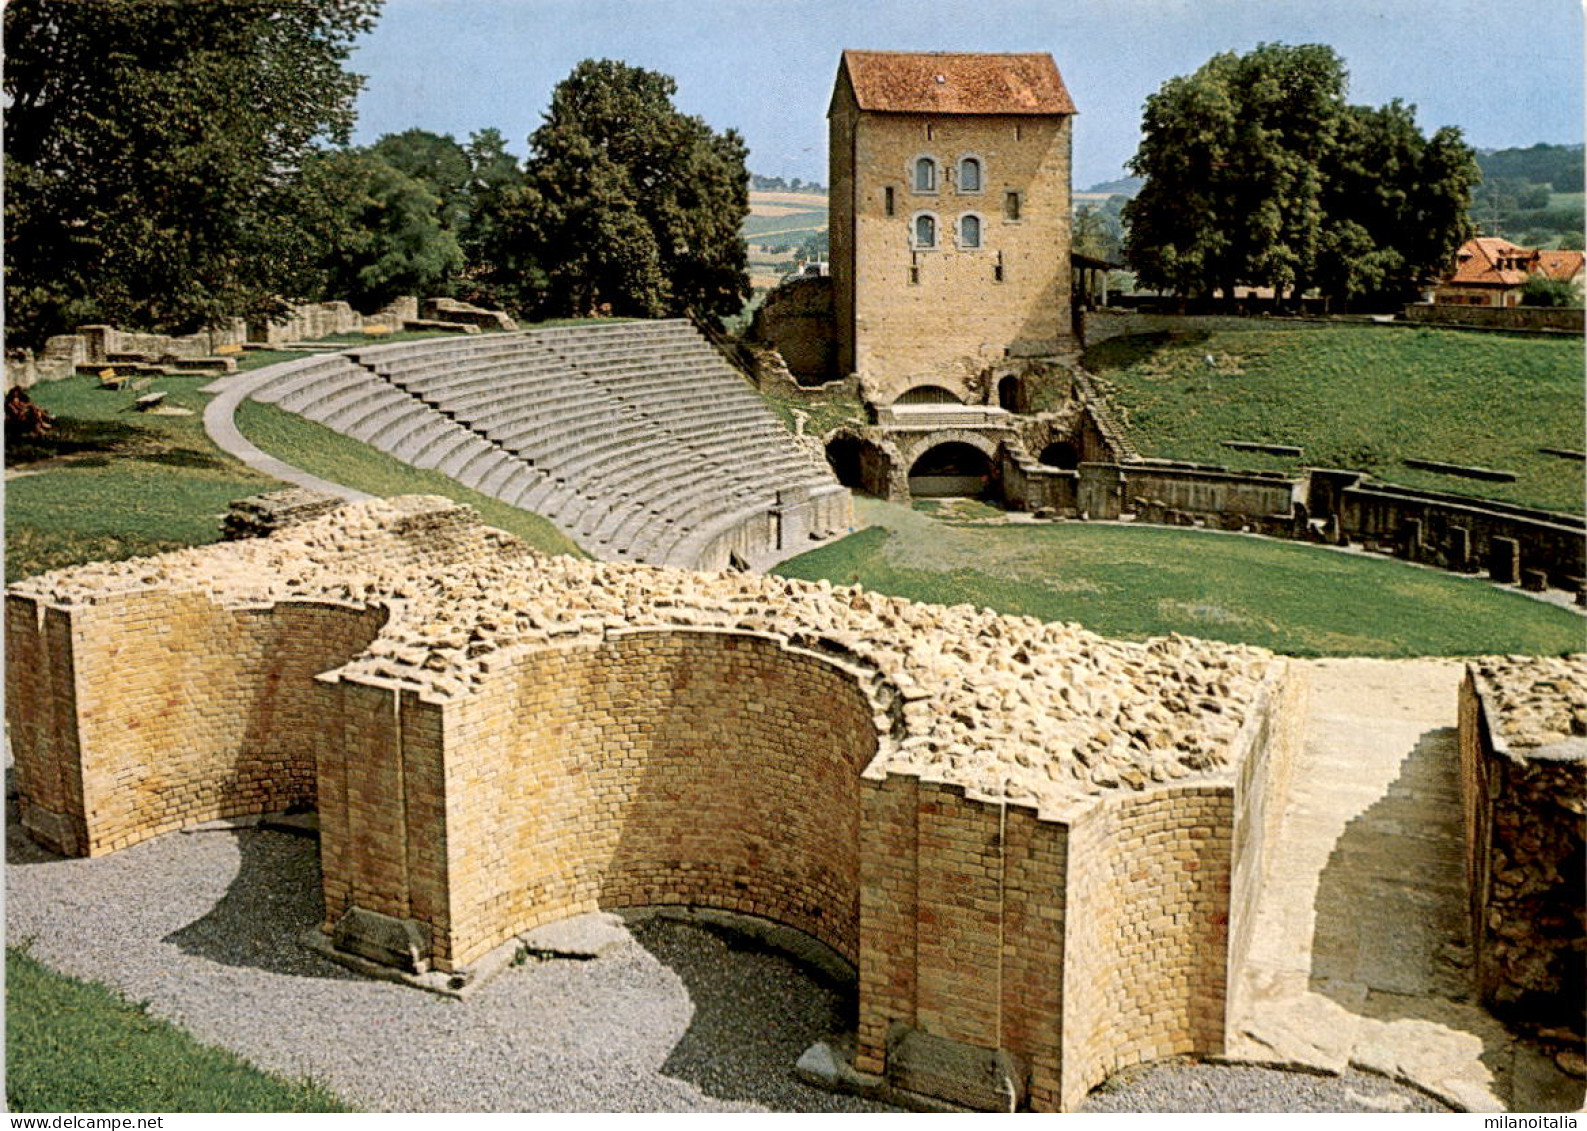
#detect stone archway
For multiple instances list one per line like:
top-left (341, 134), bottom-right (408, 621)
top-left (1039, 440), bottom-right (1080, 470)
top-left (908, 440), bottom-right (997, 498)
top-left (998, 374), bottom-right (1021, 412)
top-left (895, 384), bottom-right (964, 405)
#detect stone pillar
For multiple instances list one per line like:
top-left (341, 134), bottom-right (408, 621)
top-left (1489, 537), bottom-right (1521, 584)
top-left (1398, 518), bottom-right (1423, 561)
top-left (1521, 568), bottom-right (1549, 593)
top-left (1448, 526), bottom-right (1472, 572)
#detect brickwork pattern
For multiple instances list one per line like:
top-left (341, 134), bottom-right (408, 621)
top-left (831, 72), bottom-right (1074, 401)
top-left (7, 497), bottom-right (1289, 1110)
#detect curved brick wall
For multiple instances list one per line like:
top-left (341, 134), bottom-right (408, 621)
top-left (440, 628), bottom-right (881, 968)
top-left (1060, 785), bottom-right (1234, 1109)
top-left (6, 591), bottom-right (387, 856)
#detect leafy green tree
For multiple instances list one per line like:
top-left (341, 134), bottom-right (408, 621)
top-left (1316, 101), bottom-right (1477, 308)
top-left (1519, 274), bottom-right (1580, 308)
top-left (1124, 44), bottom-right (1473, 311)
top-left (299, 151), bottom-right (464, 311)
top-left (517, 59), bottom-right (751, 323)
top-left (4, 0), bottom-right (381, 349)
top-left (369, 129), bottom-right (473, 232)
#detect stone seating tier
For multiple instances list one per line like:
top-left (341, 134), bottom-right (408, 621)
top-left (248, 319), bottom-right (850, 568)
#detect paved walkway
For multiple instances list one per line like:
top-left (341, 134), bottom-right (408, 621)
top-left (200, 363), bottom-right (372, 503)
top-left (1229, 658), bottom-right (1582, 1112)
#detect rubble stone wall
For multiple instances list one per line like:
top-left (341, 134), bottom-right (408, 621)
top-left (6, 497), bottom-right (1286, 1111)
top-left (1460, 659), bottom-right (1587, 1030)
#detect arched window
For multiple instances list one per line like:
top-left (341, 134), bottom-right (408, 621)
top-left (913, 213), bottom-right (937, 249)
top-left (958, 213), bottom-right (982, 249)
top-left (914, 156), bottom-right (937, 193)
top-left (957, 156), bottom-right (982, 193)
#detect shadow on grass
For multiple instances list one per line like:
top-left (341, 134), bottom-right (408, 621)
top-left (1081, 329), bottom-right (1211, 372)
top-left (6, 417), bottom-right (158, 464)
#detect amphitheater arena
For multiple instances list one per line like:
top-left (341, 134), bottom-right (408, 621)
top-left (9, 322), bottom-right (1583, 1111)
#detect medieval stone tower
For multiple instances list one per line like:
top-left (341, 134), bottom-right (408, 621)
top-left (828, 50), bottom-right (1077, 405)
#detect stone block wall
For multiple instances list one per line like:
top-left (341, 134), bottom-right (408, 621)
top-left (1404, 303), bottom-right (1584, 334)
top-left (1060, 786), bottom-right (1234, 1110)
top-left (750, 276), bottom-right (839, 381)
top-left (6, 591), bottom-right (386, 857)
top-left (435, 629), bottom-right (879, 970)
top-left (1459, 660), bottom-right (1587, 1030)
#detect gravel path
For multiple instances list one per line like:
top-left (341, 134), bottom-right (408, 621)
top-left (6, 808), bottom-right (1447, 1113)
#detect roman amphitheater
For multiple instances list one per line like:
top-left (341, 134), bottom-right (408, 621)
top-left (6, 50), bottom-right (1584, 1115)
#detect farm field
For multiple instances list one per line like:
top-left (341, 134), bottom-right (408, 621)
top-left (745, 189), bottom-right (827, 289)
top-left (776, 497), bottom-right (1585, 658)
top-left (1079, 325), bottom-right (1586, 513)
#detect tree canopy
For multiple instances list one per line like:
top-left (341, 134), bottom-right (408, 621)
top-left (1122, 43), bottom-right (1479, 310)
top-left (4, 0), bottom-right (381, 349)
top-left (508, 59), bottom-right (751, 323)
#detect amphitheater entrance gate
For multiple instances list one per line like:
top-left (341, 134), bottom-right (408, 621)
top-left (908, 441), bottom-right (995, 498)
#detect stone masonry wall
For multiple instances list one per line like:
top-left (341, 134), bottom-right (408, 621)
top-left (438, 629), bottom-right (879, 970)
top-left (1060, 785), bottom-right (1235, 1110)
top-left (833, 100), bottom-right (1074, 401)
top-left (1460, 658), bottom-right (1587, 1030)
top-left (7, 590), bottom-right (386, 856)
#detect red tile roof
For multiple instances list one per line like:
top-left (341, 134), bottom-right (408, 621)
top-left (840, 50), bottom-right (1076, 116)
top-left (1535, 249), bottom-right (1586, 283)
top-left (1446, 237), bottom-right (1535, 288)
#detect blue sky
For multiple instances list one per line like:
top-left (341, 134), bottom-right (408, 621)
top-left (349, 0), bottom-right (1585, 189)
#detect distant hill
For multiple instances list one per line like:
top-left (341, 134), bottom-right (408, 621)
top-left (1084, 176), bottom-right (1143, 197)
top-left (1471, 143), bottom-right (1584, 248)
top-left (1475, 143), bottom-right (1583, 192)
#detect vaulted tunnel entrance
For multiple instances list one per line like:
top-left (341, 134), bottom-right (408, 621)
top-left (908, 441), bottom-right (995, 498)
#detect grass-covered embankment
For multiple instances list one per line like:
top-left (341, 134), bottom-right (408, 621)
top-left (1082, 325), bottom-right (1585, 513)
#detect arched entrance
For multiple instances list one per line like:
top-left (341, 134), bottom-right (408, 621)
top-left (895, 384), bottom-right (963, 406)
top-left (1038, 440), bottom-right (1080, 470)
top-left (908, 441), bottom-right (995, 498)
top-left (825, 434), bottom-right (865, 489)
top-left (998, 375), bottom-right (1021, 412)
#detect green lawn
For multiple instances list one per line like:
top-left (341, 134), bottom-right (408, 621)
top-left (6, 344), bottom-right (585, 582)
top-left (1081, 325), bottom-right (1585, 513)
top-left (757, 382), bottom-right (868, 437)
top-left (6, 947), bottom-right (349, 1112)
top-left (6, 374), bottom-right (277, 581)
top-left (776, 498), bottom-right (1585, 658)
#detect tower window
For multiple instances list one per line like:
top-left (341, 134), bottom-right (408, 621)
top-left (885, 186), bottom-right (895, 216)
top-left (914, 156), bottom-right (938, 193)
top-left (958, 213), bottom-right (982, 249)
top-left (1004, 190), bottom-right (1022, 222)
top-left (958, 157), bottom-right (982, 194)
top-left (913, 213), bottom-right (937, 249)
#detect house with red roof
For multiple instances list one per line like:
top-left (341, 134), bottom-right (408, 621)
top-left (1432, 237), bottom-right (1585, 307)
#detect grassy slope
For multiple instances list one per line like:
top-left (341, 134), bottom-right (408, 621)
top-left (776, 498), bottom-right (1584, 658)
top-left (6, 947), bottom-right (349, 1112)
top-left (6, 345), bottom-right (584, 582)
top-left (232, 400), bottom-right (584, 558)
top-left (1083, 326), bottom-right (1585, 513)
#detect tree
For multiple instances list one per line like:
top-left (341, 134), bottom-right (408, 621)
top-left (299, 151), bottom-right (464, 311)
top-left (516, 59), bottom-right (751, 323)
top-left (369, 129), bottom-right (473, 232)
top-left (1520, 274), bottom-right (1580, 308)
top-left (4, 0), bottom-right (381, 349)
top-left (1123, 44), bottom-right (1474, 310)
top-left (1316, 102), bottom-right (1478, 308)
